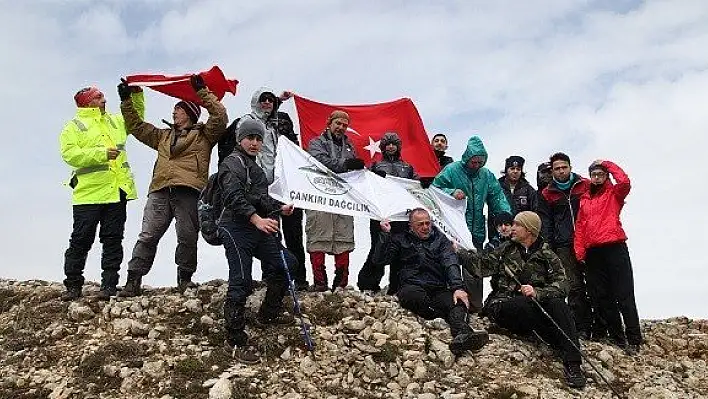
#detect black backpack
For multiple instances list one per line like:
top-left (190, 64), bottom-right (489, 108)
top-left (217, 117), bottom-right (240, 165)
top-left (198, 155), bottom-right (251, 246)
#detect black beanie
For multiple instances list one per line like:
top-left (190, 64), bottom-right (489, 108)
top-left (494, 212), bottom-right (514, 226)
top-left (505, 155), bottom-right (525, 171)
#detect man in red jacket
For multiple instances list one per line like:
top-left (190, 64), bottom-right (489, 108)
top-left (574, 160), bottom-right (642, 355)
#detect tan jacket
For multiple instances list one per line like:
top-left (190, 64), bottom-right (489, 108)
top-left (121, 89), bottom-right (227, 193)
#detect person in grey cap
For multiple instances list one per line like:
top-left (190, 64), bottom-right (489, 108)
top-left (217, 118), bottom-right (297, 363)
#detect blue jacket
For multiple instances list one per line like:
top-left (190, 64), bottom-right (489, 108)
top-left (432, 136), bottom-right (511, 245)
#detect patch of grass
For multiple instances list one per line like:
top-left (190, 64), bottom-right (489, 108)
top-left (174, 357), bottom-right (208, 376)
top-left (254, 325), bottom-right (303, 361)
top-left (307, 293), bottom-right (344, 326)
top-left (162, 376), bottom-right (209, 399)
top-left (76, 340), bottom-right (144, 393)
top-left (488, 386), bottom-right (528, 399)
top-left (372, 342), bottom-right (401, 363)
top-left (232, 378), bottom-right (261, 399)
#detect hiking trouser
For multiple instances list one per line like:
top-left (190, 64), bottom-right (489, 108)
top-left (357, 220), bottom-right (405, 292)
top-left (281, 208), bottom-right (306, 285)
top-left (555, 246), bottom-right (594, 335)
top-left (128, 186), bottom-right (199, 277)
top-left (585, 242), bottom-right (642, 346)
top-left (397, 284), bottom-right (473, 337)
top-left (487, 296), bottom-right (582, 363)
top-left (64, 190), bottom-right (127, 289)
top-left (310, 251), bottom-right (349, 288)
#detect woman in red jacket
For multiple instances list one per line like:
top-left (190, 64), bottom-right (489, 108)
top-left (574, 160), bottom-right (642, 355)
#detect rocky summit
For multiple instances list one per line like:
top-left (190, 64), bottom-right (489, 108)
top-left (0, 279), bottom-right (706, 399)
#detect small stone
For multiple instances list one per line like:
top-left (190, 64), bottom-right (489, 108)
top-left (200, 315), bottom-right (215, 326)
top-left (130, 321), bottom-right (150, 336)
top-left (112, 318), bottom-right (133, 335)
top-left (423, 381), bottom-right (436, 392)
top-left (208, 378), bottom-right (232, 399)
top-left (343, 320), bottom-right (366, 332)
top-left (142, 360), bottom-right (165, 378)
top-left (184, 299), bottom-right (202, 313)
top-left (418, 394), bottom-right (436, 399)
top-left (67, 302), bottom-right (95, 322)
top-left (129, 302), bottom-right (143, 313)
top-left (405, 382), bottom-right (420, 393)
top-left (148, 329), bottom-right (160, 339)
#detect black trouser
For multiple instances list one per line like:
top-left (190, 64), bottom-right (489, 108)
top-left (585, 242), bottom-right (642, 345)
top-left (64, 191), bottom-right (127, 289)
top-left (357, 220), bottom-right (406, 292)
top-left (281, 208), bottom-right (306, 285)
top-left (487, 296), bottom-right (582, 363)
top-left (397, 284), bottom-right (472, 337)
top-left (555, 246), bottom-right (595, 334)
top-left (220, 220), bottom-right (287, 345)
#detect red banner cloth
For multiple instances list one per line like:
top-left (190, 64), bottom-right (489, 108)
top-left (125, 65), bottom-right (238, 105)
top-left (294, 95), bottom-right (439, 177)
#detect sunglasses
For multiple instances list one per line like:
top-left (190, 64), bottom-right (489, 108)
top-left (259, 95), bottom-right (275, 103)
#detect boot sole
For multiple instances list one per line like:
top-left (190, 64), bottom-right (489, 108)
top-left (450, 331), bottom-right (490, 355)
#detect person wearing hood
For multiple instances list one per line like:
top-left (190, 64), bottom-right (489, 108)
top-left (217, 119), bottom-right (296, 363)
top-left (420, 133), bottom-right (454, 188)
top-left (225, 88), bottom-right (309, 291)
top-left (574, 160), bottom-right (641, 356)
top-left (59, 83), bottom-right (143, 301)
top-left (306, 110), bottom-right (366, 292)
top-left (118, 75), bottom-right (228, 297)
top-left (357, 132), bottom-right (419, 294)
top-left (537, 152), bottom-right (598, 340)
top-left (432, 136), bottom-right (511, 312)
top-left (489, 156), bottom-right (539, 240)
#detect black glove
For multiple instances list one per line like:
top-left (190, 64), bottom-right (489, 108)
top-left (190, 74), bottom-right (206, 91)
top-left (344, 158), bottom-right (366, 171)
top-left (420, 178), bottom-right (432, 189)
top-left (373, 170), bottom-right (386, 178)
top-left (117, 82), bottom-right (132, 101)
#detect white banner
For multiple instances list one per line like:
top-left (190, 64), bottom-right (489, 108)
top-left (269, 139), bottom-right (475, 249)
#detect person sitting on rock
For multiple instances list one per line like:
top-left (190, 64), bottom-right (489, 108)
top-left (372, 207), bottom-right (489, 356)
top-left (455, 211), bottom-right (586, 389)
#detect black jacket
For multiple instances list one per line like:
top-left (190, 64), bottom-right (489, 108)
top-left (370, 154), bottom-right (418, 179)
top-left (435, 150), bottom-right (454, 169)
top-left (218, 148), bottom-right (282, 222)
top-left (499, 177), bottom-right (538, 215)
top-left (537, 174), bottom-right (590, 249)
top-left (372, 226), bottom-right (463, 291)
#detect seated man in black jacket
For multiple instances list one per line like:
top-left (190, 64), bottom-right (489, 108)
top-left (358, 132), bottom-right (419, 294)
top-left (373, 208), bottom-right (489, 356)
top-left (217, 118), bottom-right (296, 364)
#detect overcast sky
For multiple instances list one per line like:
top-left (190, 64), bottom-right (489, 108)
top-left (0, 0), bottom-right (703, 318)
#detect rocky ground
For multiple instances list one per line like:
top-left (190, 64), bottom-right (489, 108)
top-left (0, 279), bottom-right (706, 399)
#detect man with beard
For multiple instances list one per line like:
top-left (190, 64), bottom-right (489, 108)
top-left (432, 136), bottom-right (511, 312)
top-left (357, 132), bottom-right (418, 294)
top-left (574, 160), bottom-right (642, 355)
top-left (305, 110), bottom-right (366, 291)
top-left (537, 152), bottom-right (598, 340)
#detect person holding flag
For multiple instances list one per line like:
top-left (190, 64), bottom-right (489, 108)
top-left (305, 110), bottom-right (366, 291)
top-left (118, 75), bottom-right (228, 297)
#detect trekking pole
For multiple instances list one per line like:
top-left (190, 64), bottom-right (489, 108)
top-left (273, 232), bottom-right (315, 352)
top-left (503, 265), bottom-right (623, 399)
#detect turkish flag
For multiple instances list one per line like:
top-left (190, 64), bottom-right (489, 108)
top-left (125, 65), bottom-right (238, 105)
top-left (294, 95), bottom-right (440, 178)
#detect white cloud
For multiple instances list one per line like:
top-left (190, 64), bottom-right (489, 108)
top-left (0, 0), bottom-right (704, 318)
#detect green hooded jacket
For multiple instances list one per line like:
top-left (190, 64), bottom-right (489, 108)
top-left (432, 136), bottom-right (511, 245)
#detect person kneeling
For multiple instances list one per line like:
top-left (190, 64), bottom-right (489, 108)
top-left (373, 208), bottom-right (489, 356)
top-left (218, 119), bottom-right (296, 364)
top-left (456, 211), bottom-right (586, 389)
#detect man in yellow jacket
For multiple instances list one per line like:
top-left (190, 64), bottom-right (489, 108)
top-left (59, 85), bottom-right (144, 301)
top-left (118, 75), bottom-right (227, 296)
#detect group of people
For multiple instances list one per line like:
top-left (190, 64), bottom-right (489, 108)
top-left (59, 77), bottom-right (641, 389)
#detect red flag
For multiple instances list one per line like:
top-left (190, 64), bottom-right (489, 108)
top-left (125, 65), bottom-right (238, 105)
top-left (294, 95), bottom-right (440, 177)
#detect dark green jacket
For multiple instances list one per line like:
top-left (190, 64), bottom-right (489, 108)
top-left (458, 238), bottom-right (568, 303)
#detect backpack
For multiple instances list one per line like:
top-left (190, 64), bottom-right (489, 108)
top-left (198, 154), bottom-right (251, 246)
top-left (217, 117), bottom-right (240, 165)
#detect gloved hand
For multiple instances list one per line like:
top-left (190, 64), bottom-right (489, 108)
top-left (420, 178), bottom-right (432, 189)
top-left (373, 169), bottom-right (386, 178)
top-left (344, 158), bottom-right (365, 171)
top-left (117, 82), bottom-right (132, 101)
top-left (190, 74), bottom-right (206, 91)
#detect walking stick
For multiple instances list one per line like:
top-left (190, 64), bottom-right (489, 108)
top-left (274, 232), bottom-right (316, 352)
top-left (503, 265), bottom-right (623, 399)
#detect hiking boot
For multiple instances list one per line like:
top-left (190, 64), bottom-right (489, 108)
top-left (177, 271), bottom-right (197, 293)
top-left (624, 344), bottom-right (640, 356)
top-left (310, 284), bottom-right (327, 293)
top-left (118, 272), bottom-right (142, 298)
top-left (96, 286), bottom-right (117, 300)
top-left (257, 311), bottom-right (295, 326)
top-left (577, 330), bottom-right (591, 341)
top-left (449, 330), bottom-right (490, 356)
top-left (61, 286), bottom-right (82, 302)
top-left (563, 361), bottom-right (587, 389)
top-left (224, 340), bottom-right (259, 365)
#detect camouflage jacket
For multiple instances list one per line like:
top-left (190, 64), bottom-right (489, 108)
top-left (457, 238), bottom-right (568, 303)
